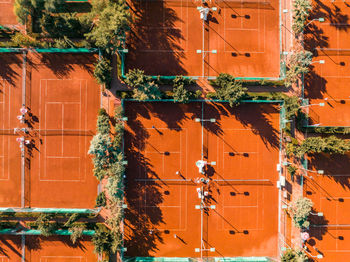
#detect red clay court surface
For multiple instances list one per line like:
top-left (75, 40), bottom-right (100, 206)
top-left (0, 52), bottom-right (100, 208)
top-left (126, 0), bottom-right (280, 78)
top-left (0, 0), bottom-right (18, 26)
top-left (0, 54), bottom-right (23, 207)
top-left (305, 0), bottom-right (350, 126)
top-left (0, 235), bottom-right (96, 261)
top-left (124, 101), bottom-right (280, 259)
top-left (304, 153), bottom-right (350, 261)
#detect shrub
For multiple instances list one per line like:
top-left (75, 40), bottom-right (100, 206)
top-left (69, 223), bottom-right (86, 244)
top-left (125, 69), bottom-right (162, 101)
top-left (214, 73), bottom-right (235, 88)
top-left (292, 0), bottom-right (312, 35)
top-left (35, 213), bottom-right (57, 237)
top-left (64, 213), bottom-right (80, 227)
top-left (173, 85), bottom-right (191, 103)
top-left (289, 197), bottom-right (313, 229)
top-left (287, 165), bottom-right (297, 178)
top-left (211, 73), bottom-right (248, 107)
top-left (92, 226), bottom-right (116, 256)
top-left (281, 248), bottom-right (308, 262)
top-left (11, 32), bottom-right (40, 47)
top-left (95, 192), bottom-right (107, 207)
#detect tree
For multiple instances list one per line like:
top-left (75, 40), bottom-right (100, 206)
top-left (125, 69), bottom-right (162, 101)
top-left (94, 57), bottom-right (112, 87)
top-left (289, 197), bottom-right (313, 229)
top-left (88, 133), bottom-right (113, 180)
top-left (292, 0), bottom-right (312, 35)
top-left (14, 0), bottom-right (32, 25)
top-left (85, 0), bottom-right (131, 51)
top-left (285, 51), bottom-right (313, 87)
top-left (97, 108), bottom-right (110, 135)
top-left (172, 76), bottom-right (194, 103)
top-left (284, 96), bottom-right (301, 119)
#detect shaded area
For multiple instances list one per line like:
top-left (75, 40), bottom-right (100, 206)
top-left (0, 54), bottom-right (22, 87)
top-left (308, 153), bottom-right (350, 191)
top-left (124, 102), bottom-right (164, 256)
top-left (205, 102), bottom-right (279, 149)
top-left (28, 53), bottom-right (96, 78)
top-left (0, 236), bottom-right (21, 258)
top-left (126, 0), bottom-right (186, 75)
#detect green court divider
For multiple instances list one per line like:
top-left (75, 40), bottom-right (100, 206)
top-left (0, 48), bottom-right (23, 53)
top-left (214, 258), bottom-right (271, 262)
top-left (65, 0), bottom-right (89, 2)
top-left (0, 229), bottom-right (95, 235)
top-left (0, 207), bottom-right (99, 214)
top-left (0, 48), bottom-right (98, 53)
top-left (35, 48), bottom-right (97, 53)
top-left (124, 258), bottom-right (190, 262)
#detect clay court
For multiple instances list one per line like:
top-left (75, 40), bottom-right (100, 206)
top-left (124, 101), bottom-right (280, 259)
top-left (0, 52), bottom-right (100, 208)
top-left (305, 1), bottom-right (350, 127)
top-left (0, 0), bottom-right (18, 26)
top-left (126, 0), bottom-right (280, 78)
top-left (0, 235), bottom-right (95, 261)
top-left (304, 152), bottom-right (350, 261)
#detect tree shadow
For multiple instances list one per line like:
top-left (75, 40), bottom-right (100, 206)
top-left (311, 0), bottom-right (349, 31)
top-left (0, 236), bottom-right (21, 258)
top-left (0, 54), bottom-right (22, 87)
top-left (308, 153), bottom-right (350, 191)
top-left (124, 103), bottom-right (165, 256)
top-left (26, 235), bottom-right (89, 252)
top-left (126, 0), bottom-right (186, 75)
top-left (29, 53), bottom-right (96, 78)
top-left (205, 102), bottom-right (279, 149)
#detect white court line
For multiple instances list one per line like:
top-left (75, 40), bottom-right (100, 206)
top-left (223, 0), bottom-right (265, 53)
top-left (39, 79), bottom-right (87, 182)
top-left (40, 257), bottom-right (85, 262)
top-left (138, 127), bottom-right (186, 231)
top-left (219, 128), bottom-right (262, 231)
top-left (0, 79), bottom-right (10, 181)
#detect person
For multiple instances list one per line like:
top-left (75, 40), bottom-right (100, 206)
top-left (198, 6), bottom-right (210, 21)
top-left (196, 160), bottom-right (207, 174)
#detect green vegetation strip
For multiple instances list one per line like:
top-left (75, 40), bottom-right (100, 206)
top-left (0, 229), bottom-right (95, 235)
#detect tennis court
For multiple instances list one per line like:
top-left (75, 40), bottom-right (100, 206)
top-left (0, 53), bottom-right (24, 207)
top-left (0, 0), bottom-right (18, 26)
top-left (0, 52), bottom-right (100, 208)
top-left (24, 52), bottom-right (100, 208)
top-left (126, 0), bottom-right (280, 78)
top-left (304, 2), bottom-right (350, 127)
top-left (124, 101), bottom-right (280, 259)
top-left (0, 235), bottom-right (95, 261)
top-left (304, 153), bottom-right (350, 261)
